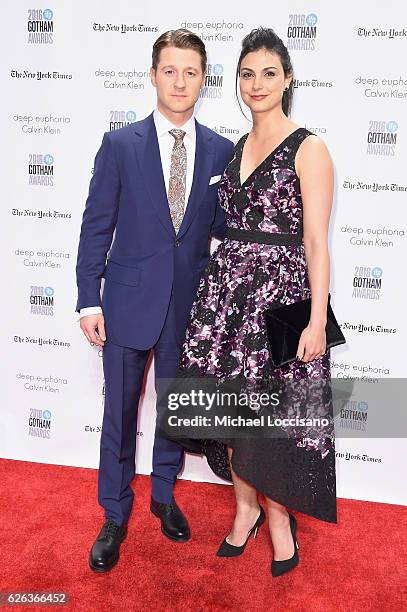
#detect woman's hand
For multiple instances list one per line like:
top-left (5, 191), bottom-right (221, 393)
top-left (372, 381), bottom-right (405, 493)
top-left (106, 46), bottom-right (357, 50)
top-left (296, 322), bottom-right (326, 363)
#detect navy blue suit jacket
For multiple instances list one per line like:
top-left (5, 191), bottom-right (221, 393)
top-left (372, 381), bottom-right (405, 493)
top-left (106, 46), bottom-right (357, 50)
top-left (76, 112), bottom-right (234, 349)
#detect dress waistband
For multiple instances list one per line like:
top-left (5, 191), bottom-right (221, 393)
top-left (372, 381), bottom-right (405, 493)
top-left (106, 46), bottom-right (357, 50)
top-left (225, 227), bottom-right (303, 246)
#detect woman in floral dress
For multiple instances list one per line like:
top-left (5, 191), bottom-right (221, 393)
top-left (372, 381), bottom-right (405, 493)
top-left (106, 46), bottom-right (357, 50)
top-left (175, 28), bottom-right (336, 576)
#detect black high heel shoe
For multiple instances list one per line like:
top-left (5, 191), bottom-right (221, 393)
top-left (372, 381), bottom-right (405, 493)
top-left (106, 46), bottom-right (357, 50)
top-left (216, 505), bottom-right (265, 557)
top-left (271, 512), bottom-right (299, 577)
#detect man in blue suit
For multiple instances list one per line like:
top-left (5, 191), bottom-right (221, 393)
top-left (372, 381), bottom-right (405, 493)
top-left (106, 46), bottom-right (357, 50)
top-left (76, 29), bottom-right (233, 572)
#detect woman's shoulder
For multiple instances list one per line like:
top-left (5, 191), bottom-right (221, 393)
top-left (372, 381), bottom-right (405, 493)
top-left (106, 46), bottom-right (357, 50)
top-left (297, 129), bottom-right (329, 153)
top-left (295, 129), bottom-right (332, 175)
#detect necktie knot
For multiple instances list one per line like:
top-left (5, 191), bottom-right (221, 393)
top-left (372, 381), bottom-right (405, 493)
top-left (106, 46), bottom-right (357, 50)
top-left (169, 129), bottom-right (186, 143)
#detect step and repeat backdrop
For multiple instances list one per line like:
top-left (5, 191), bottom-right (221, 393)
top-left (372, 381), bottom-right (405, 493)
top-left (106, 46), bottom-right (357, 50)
top-left (2, 1), bottom-right (406, 506)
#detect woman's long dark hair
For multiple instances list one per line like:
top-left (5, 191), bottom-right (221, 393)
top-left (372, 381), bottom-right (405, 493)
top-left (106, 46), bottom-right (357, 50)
top-left (236, 27), bottom-right (294, 117)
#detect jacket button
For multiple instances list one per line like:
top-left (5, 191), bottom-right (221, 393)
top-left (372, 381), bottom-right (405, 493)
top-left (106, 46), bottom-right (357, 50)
top-left (175, 240), bottom-right (181, 247)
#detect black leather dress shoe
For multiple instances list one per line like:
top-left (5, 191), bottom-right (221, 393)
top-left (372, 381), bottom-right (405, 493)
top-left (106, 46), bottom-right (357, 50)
top-left (89, 518), bottom-right (128, 573)
top-left (150, 497), bottom-right (191, 542)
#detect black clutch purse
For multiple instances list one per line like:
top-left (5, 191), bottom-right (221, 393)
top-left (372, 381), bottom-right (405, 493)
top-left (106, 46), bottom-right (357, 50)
top-left (264, 293), bottom-right (346, 367)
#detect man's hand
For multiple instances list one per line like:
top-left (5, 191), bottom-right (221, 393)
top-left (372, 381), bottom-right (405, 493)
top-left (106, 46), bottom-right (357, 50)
top-left (80, 314), bottom-right (106, 347)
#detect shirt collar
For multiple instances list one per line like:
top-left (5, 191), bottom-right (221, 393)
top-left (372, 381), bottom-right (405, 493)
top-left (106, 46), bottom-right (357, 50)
top-left (153, 107), bottom-right (195, 139)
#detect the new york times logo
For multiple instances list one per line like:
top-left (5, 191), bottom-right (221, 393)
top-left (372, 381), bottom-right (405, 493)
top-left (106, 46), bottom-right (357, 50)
top-left (27, 8), bottom-right (53, 44)
top-left (200, 64), bottom-right (223, 99)
top-left (28, 408), bottom-right (51, 438)
top-left (367, 120), bottom-right (398, 156)
top-left (93, 22), bottom-right (158, 34)
top-left (338, 400), bottom-right (368, 432)
top-left (30, 285), bottom-right (54, 316)
top-left (336, 451), bottom-right (381, 463)
top-left (340, 321), bottom-right (396, 335)
top-left (28, 153), bottom-right (53, 186)
top-left (11, 70), bottom-right (72, 81)
top-left (287, 13), bottom-right (318, 51)
top-left (109, 110), bottom-right (136, 131)
top-left (14, 334), bottom-right (70, 348)
top-left (352, 266), bottom-right (382, 300)
top-left (12, 208), bottom-right (71, 220)
top-left (357, 26), bottom-right (407, 40)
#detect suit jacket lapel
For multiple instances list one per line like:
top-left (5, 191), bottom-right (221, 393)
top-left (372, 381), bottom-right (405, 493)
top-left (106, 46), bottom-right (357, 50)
top-left (133, 113), bottom-right (175, 237)
top-left (177, 121), bottom-right (214, 239)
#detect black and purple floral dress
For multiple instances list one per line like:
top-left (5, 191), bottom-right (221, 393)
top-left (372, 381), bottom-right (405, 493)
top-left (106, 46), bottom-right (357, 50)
top-left (178, 128), bottom-right (337, 523)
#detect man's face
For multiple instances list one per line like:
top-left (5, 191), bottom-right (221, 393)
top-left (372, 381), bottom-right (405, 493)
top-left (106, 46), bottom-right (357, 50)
top-left (150, 46), bottom-right (205, 116)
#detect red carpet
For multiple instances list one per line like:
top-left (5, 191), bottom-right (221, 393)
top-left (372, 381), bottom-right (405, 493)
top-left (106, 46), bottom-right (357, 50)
top-left (0, 458), bottom-right (405, 611)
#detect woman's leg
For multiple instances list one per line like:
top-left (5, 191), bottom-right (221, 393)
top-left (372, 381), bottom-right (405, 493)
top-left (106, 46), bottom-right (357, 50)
top-left (265, 497), bottom-right (295, 560)
top-left (226, 447), bottom-right (262, 545)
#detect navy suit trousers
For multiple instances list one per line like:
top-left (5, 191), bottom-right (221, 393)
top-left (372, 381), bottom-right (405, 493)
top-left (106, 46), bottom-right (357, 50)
top-left (98, 290), bottom-right (183, 526)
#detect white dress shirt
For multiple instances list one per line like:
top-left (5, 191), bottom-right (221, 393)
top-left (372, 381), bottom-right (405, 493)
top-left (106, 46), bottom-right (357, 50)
top-left (79, 108), bottom-right (197, 319)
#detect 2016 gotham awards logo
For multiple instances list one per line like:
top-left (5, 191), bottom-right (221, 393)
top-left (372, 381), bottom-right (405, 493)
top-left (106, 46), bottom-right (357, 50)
top-left (27, 8), bottom-right (53, 44)
top-left (338, 400), bottom-right (368, 432)
top-left (367, 121), bottom-right (398, 156)
top-left (28, 409), bottom-right (51, 438)
top-left (200, 64), bottom-right (223, 99)
top-left (287, 13), bottom-right (318, 50)
top-left (352, 266), bottom-right (383, 300)
top-left (28, 153), bottom-right (53, 186)
top-left (109, 110), bottom-right (136, 130)
top-left (29, 286), bottom-right (54, 316)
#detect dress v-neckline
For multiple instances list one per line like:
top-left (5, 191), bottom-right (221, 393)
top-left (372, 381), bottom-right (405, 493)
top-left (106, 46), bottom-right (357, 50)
top-left (238, 127), bottom-right (303, 188)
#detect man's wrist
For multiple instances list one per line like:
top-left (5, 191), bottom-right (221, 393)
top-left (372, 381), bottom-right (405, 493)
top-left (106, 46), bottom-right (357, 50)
top-left (79, 306), bottom-right (103, 319)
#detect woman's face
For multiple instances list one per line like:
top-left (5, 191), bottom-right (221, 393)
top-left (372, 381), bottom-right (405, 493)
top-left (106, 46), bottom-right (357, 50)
top-left (239, 48), bottom-right (291, 114)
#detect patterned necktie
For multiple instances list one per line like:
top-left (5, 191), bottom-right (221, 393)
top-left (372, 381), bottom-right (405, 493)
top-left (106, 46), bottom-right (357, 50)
top-left (168, 129), bottom-right (186, 234)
